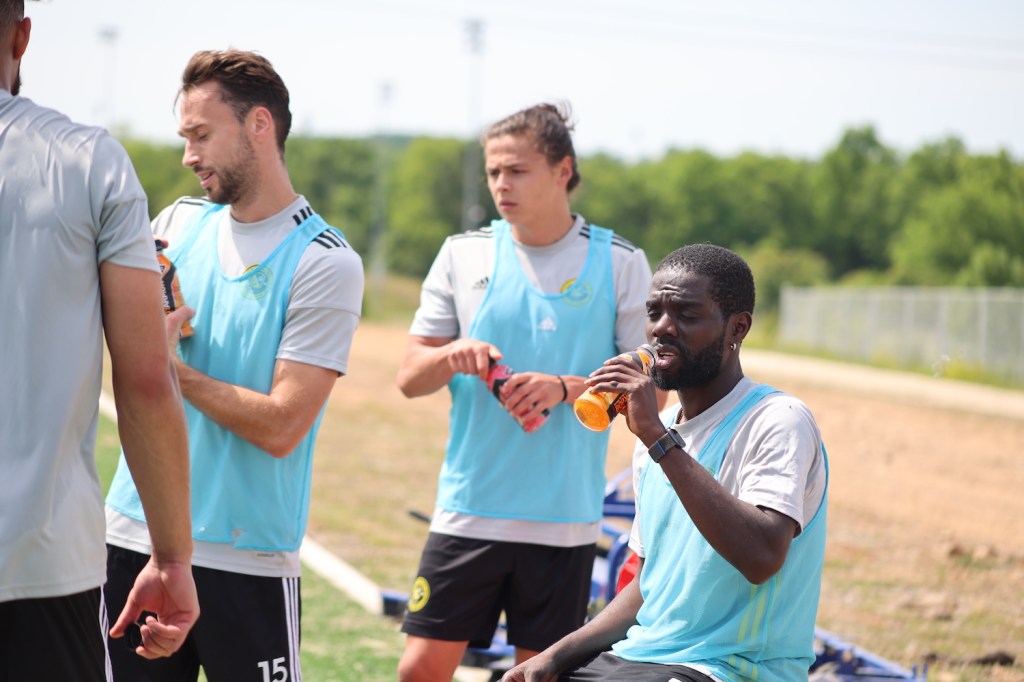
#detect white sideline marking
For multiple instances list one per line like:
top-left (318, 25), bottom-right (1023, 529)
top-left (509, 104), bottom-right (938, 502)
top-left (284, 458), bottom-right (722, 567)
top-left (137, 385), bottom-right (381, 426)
top-left (299, 536), bottom-right (382, 614)
top-left (98, 393), bottom-right (486, 682)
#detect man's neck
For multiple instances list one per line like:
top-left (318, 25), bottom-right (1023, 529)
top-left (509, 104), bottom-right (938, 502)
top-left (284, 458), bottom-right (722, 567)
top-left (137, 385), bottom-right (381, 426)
top-left (229, 163), bottom-right (297, 224)
top-left (510, 209), bottom-right (575, 247)
top-left (676, 368), bottom-right (745, 423)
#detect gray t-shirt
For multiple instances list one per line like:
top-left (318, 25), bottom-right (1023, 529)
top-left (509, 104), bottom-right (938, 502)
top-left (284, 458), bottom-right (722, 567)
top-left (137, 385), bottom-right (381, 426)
top-left (1, 92), bottom-right (157, 601)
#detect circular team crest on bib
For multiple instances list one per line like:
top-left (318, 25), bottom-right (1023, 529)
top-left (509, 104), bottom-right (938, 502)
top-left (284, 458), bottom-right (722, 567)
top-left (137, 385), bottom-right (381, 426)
top-left (561, 277), bottom-right (593, 307)
top-left (408, 576), bottom-right (431, 612)
top-left (242, 266), bottom-right (273, 300)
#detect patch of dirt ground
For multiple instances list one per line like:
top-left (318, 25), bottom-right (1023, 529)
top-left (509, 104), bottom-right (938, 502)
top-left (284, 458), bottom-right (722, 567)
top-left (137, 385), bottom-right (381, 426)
top-left (309, 322), bottom-right (1024, 681)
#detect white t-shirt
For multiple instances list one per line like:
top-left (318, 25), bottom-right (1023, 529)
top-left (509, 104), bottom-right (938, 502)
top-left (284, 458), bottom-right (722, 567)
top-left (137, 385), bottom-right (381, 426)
top-left (1, 92), bottom-right (157, 601)
top-left (629, 377), bottom-right (827, 558)
top-left (412, 215), bottom-right (654, 546)
top-left (106, 195), bottom-right (364, 577)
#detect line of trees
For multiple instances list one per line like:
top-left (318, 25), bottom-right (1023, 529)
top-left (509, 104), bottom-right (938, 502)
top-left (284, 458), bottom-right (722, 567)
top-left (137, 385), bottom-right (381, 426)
top-left (125, 126), bottom-right (1024, 311)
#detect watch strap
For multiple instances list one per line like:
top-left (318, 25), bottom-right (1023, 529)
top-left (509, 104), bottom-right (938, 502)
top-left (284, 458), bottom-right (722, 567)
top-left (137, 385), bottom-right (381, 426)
top-left (648, 428), bottom-right (684, 463)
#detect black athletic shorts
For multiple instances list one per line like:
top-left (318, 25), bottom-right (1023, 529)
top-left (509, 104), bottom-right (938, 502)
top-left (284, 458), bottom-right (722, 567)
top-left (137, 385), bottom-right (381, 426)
top-left (562, 651), bottom-right (715, 681)
top-left (400, 532), bottom-right (596, 652)
top-left (0, 588), bottom-right (109, 682)
top-left (105, 544), bottom-right (302, 682)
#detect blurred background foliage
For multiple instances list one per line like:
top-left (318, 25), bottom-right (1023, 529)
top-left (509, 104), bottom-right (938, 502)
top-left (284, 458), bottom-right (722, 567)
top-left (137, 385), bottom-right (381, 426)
top-left (123, 124), bottom-right (1024, 316)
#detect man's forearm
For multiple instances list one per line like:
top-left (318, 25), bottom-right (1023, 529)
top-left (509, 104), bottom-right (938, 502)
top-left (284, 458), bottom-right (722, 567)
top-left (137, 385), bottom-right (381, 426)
top-left (101, 262), bottom-right (193, 563)
top-left (657, 449), bottom-right (795, 584)
top-left (175, 360), bottom-right (276, 447)
top-left (115, 360), bottom-right (193, 562)
top-left (174, 356), bottom-right (336, 459)
top-left (546, 576), bottom-right (643, 671)
top-left (396, 340), bottom-right (456, 398)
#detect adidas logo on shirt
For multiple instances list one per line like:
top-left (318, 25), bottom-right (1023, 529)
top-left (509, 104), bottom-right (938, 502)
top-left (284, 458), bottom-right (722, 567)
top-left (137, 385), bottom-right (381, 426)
top-left (472, 276), bottom-right (490, 290)
top-left (538, 317), bottom-right (557, 332)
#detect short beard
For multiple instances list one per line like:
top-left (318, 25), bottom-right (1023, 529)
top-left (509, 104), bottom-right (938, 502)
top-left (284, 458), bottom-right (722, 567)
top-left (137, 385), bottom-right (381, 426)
top-left (206, 132), bottom-right (257, 206)
top-left (652, 331), bottom-right (726, 391)
top-left (12, 69), bottom-right (21, 96)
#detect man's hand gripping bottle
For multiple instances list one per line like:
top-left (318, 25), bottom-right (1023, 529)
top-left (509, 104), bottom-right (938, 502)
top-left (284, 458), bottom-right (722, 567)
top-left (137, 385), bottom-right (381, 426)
top-left (573, 344), bottom-right (657, 432)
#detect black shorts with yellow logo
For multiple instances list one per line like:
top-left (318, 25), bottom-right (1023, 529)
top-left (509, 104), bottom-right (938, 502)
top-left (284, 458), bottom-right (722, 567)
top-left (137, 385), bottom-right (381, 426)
top-left (400, 532), bottom-right (596, 652)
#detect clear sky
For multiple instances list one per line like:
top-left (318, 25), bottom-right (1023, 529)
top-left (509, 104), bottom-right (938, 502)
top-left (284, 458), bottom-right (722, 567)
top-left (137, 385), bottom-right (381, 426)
top-left (18, 0), bottom-right (1024, 161)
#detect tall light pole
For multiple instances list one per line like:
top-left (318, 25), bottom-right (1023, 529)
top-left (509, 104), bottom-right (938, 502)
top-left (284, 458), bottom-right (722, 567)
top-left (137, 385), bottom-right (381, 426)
top-left (98, 26), bottom-right (118, 131)
top-left (370, 81), bottom-right (392, 302)
top-left (460, 19), bottom-right (485, 232)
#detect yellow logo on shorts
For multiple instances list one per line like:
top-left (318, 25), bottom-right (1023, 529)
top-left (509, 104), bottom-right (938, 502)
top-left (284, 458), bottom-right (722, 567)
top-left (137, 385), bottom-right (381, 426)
top-left (408, 576), bottom-right (430, 613)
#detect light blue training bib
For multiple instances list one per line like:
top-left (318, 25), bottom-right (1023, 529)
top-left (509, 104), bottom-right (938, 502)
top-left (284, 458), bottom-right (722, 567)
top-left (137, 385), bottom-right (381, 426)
top-left (613, 384), bottom-right (829, 681)
top-left (107, 203), bottom-right (338, 551)
top-left (437, 220), bottom-right (618, 523)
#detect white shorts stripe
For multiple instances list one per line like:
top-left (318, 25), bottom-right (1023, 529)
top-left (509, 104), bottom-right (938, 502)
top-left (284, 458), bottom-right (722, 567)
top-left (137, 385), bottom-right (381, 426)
top-left (99, 588), bottom-right (113, 682)
top-left (283, 577), bottom-right (302, 681)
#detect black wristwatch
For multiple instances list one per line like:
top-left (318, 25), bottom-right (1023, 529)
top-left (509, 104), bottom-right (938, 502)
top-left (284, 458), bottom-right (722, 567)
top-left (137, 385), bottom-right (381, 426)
top-left (648, 428), bottom-right (685, 463)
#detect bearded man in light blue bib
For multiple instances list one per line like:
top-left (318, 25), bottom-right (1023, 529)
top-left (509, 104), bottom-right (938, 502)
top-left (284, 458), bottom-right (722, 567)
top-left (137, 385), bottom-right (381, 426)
top-left (503, 244), bottom-right (828, 682)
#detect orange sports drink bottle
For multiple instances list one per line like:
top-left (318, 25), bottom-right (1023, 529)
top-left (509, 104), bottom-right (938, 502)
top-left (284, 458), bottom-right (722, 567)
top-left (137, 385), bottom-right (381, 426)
top-left (155, 239), bottom-right (193, 338)
top-left (573, 344), bottom-right (658, 431)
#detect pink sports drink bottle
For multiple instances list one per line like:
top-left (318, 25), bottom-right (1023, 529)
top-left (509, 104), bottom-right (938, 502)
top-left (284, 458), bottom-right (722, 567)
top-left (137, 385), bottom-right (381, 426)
top-left (485, 360), bottom-right (550, 433)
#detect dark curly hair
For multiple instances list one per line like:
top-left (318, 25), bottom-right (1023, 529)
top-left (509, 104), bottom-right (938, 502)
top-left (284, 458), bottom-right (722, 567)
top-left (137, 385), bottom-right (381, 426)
top-left (656, 243), bottom-right (755, 319)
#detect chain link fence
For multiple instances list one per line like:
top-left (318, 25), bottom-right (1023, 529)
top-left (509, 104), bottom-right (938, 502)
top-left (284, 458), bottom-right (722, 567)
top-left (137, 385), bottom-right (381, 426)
top-left (778, 286), bottom-right (1024, 384)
